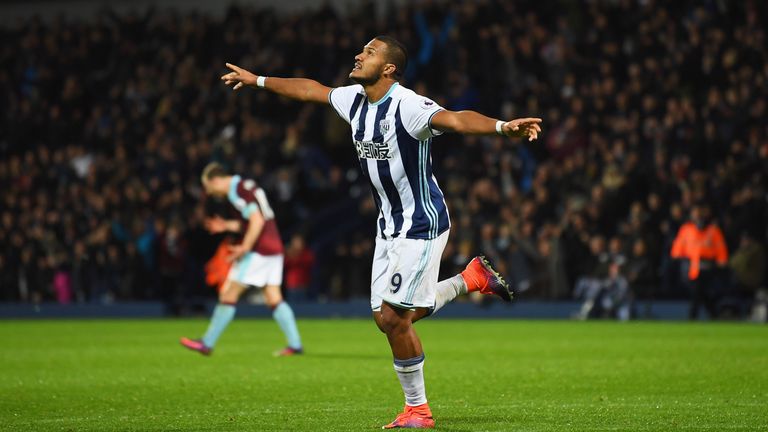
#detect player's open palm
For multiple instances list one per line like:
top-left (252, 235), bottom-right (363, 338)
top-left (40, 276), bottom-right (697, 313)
top-left (501, 118), bottom-right (542, 141)
top-left (221, 63), bottom-right (257, 90)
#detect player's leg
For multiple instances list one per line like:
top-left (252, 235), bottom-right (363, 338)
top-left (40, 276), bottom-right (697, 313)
top-left (379, 302), bottom-right (423, 358)
top-left (371, 233), bottom-right (440, 333)
top-left (246, 253), bottom-right (303, 355)
top-left (373, 254), bottom-right (513, 332)
top-left (688, 277), bottom-right (702, 320)
top-left (264, 284), bottom-right (303, 356)
top-left (370, 235), bottom-right (391, 333)
top-left (430, 255), bottom-right (513, 316)
top-left (701, 270), bottom-right (719, 320)
top-left (202, 280), bottom-right (246, 346)
top-left (373, 306), bottom-right (429, 331)
top-left (379, 302), bottom-right (434, 429)
top-left (381, 255), bottom-right (512, 327)
top-left (374, 233), bottom-right (449, 429)
top-left (180, 279), bottom-right (246, 355)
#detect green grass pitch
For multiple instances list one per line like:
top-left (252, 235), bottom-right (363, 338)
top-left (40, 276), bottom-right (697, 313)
top-left (1, 319), bottom-right (767, 431)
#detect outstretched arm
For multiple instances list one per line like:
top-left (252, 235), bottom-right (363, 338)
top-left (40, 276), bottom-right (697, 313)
top-left (221, 63), bottom-right (331, 104)
top-left (431, 110), bottom-right (542, 141)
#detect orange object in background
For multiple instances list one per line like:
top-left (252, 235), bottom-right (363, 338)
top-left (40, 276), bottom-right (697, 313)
top-left (671, 222), bottom-right (728, 280)
top-left (205, 239), bottom-right (233, 292)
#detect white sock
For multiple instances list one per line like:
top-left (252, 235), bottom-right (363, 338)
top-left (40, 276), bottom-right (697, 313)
top-left (393, 354), bottom-right (427, 406)
top-left (433, 275), bottom-right (467, 314)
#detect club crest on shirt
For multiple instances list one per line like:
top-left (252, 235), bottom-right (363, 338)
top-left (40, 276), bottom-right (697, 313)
top-left (379, 119), bottom-right (391, 135)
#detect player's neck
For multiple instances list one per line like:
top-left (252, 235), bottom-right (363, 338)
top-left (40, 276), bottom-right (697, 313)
top-left (363, 79), bottom-right (397, 104)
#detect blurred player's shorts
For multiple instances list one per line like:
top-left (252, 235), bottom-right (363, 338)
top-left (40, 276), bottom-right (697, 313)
top-left (228, 252), bottom-right (284, 288)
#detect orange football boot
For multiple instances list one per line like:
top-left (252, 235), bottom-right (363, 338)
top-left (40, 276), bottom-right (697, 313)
top-left (274, 346), bottom-right (304, 357)
top-left (460, 255), bottom-right (513, 302)
top-left (179, 337), bottom-right (212, 356)
top-left (382, 403), bottom-right (435, 429)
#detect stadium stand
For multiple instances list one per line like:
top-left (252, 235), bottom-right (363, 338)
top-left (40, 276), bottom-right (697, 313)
top-left (1, 0), bottom-right (766, 320)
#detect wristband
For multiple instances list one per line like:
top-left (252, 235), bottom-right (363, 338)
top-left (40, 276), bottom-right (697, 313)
top-left (495, 120), bottom-right (505, 135)
top-left (256, 76), bottom-right (267, 88)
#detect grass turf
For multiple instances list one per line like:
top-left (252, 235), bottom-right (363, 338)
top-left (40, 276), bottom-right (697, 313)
top-left (1, 319), bottom-right (766, 431)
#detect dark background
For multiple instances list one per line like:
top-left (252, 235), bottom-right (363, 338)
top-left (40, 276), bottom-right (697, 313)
top-left (1, 0), bottom-right (766, 317)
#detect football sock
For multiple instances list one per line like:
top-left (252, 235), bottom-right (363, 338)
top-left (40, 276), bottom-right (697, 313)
top-left (393, 354), bottom-right (427, 406)
top-left (432, 275), bottom-right (468, 313)
top-left (201, 303), bottom-right (236, 348)
top-left (273, 302), bottom-right (302, 349)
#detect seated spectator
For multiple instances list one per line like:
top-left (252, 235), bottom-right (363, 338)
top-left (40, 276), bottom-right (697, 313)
top-left (574, 261), bottom-right (631, 321)
top-left (625, 238), bottom-right (656, 317)
top-left (729, 232), bottom-right (767, 321)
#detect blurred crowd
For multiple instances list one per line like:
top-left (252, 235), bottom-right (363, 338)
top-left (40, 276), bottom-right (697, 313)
top-left (1, 0), bottom-right (767, 319)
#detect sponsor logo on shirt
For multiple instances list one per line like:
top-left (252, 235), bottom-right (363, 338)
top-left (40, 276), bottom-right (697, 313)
top-left (355, 140), bottom-right (392, 160)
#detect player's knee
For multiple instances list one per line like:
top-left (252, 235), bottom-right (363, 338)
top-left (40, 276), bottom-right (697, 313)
top-left (379, 309), bottom-right (410, 335)
top-left (263, 285), bottom-right (283, 309)
top-left (372, 313), bottom-right (387, 333)
top-left (219, 291), bottom-right (239, 304)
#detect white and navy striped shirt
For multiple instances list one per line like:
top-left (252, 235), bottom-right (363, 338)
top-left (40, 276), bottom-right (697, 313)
top-left (329, 82), bottom-right (450, 240)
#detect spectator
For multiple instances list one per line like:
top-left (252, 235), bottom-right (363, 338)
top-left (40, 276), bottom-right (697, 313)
top-left (729, 232), bottom-right (767, 320)
top-left (625, 238), bottom-right (655, 317)
top-left (574, 260), bottom-right (631, 321)
top-left (671, 204), bottom-right (729, 320)
top-left (157, 221), bottom-right (188, 313)
top-left (0, 255), bottom-right (17, 302)
top-left (283, 234), bottom-right (315, 303)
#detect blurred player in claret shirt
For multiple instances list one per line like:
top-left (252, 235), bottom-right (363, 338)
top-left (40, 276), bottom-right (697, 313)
top-left (180, 162), bottom-right (303, 357)
top-left (222, 35), bottom-right (541, 428)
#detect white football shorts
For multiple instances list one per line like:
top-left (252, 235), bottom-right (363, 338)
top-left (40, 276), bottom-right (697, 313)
top-left (227, 252), bottom-right (283, 287)
top-left (370, 230), bottom-right (449, 311)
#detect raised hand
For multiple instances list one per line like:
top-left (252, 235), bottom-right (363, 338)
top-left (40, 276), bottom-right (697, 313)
top-left (501, 118), bottom-right (543, 141)
top-left (221, 63), bottom-right (258, 90)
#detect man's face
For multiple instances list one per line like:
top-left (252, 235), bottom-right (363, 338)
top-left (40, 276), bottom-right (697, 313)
top-left (690, 207), bottom-right (702, 223)
top-left (350, 39), bottom-right (390, 84)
